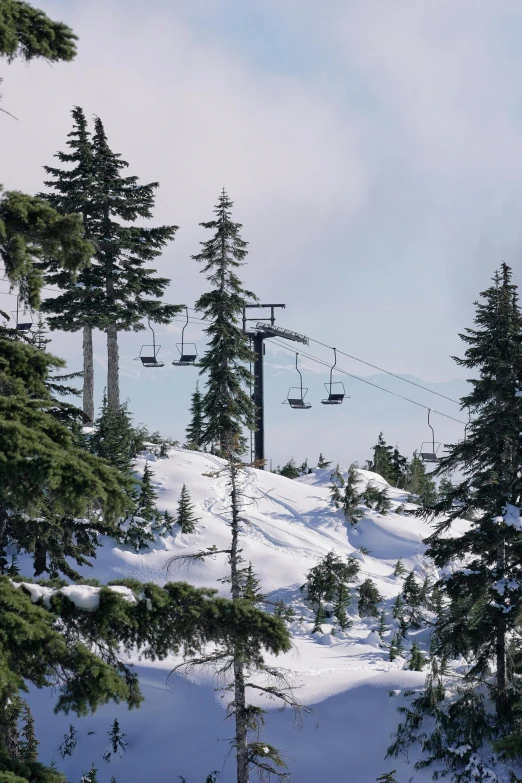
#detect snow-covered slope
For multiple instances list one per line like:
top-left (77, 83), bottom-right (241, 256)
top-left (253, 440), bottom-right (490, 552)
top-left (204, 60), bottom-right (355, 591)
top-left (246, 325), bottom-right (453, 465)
top-left (29, 449), bottom-right (464, 783)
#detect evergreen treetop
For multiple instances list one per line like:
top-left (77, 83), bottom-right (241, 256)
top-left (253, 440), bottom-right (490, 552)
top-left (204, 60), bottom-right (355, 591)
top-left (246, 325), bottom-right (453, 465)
top-left (185, 381), bottom-right (205, 449)
top-left (194, 189), bottom-right (256, 457)
top-left (303, 551), bottom-right (359, 606)
top-left (357, 578), bottom-right (383, 618)
top-left (175, 484), bottom-right (200, 534)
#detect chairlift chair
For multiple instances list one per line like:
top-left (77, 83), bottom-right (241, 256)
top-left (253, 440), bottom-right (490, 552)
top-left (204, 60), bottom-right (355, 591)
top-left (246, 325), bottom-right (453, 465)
top-left (283, 353), bottom-right (312, 409)
top-left (321, 347), bottom-right (347, 405)
top-left (136, 319), bottom-right (164, 368)
top-left (172, 307), bottom-right (198, 366)
top-left (12, 297), bottom-right (33, 332)
top-left (420, 409), bottom-right (440, 463)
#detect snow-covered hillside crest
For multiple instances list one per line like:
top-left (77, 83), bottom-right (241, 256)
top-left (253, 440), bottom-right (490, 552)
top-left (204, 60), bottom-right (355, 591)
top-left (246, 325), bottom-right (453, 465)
top-left (30, 448), bottom-right (487, 782)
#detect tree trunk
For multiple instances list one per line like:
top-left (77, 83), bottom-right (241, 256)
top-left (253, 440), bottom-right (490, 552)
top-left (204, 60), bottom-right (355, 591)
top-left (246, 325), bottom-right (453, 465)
top-left (229, 462), bottom-right (249, 782)
top-left (83, 325), bottom-right (94, 424)
top-left (496, 538), bottom-right (506, 711)
top-left (234, 652), bottom-right (249, 783)
top-left (106, 324), bottom-right (120, 413)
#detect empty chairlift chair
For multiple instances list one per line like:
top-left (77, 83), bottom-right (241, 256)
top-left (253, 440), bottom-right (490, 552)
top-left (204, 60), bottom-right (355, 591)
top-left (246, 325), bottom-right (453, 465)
top-left (136, 319), bottom-right (164, 368)
top-left (12, 297), bottom-right (33, 332)
top-left (172, 307), bottom-right (198, 366)
top-left (420, 409), bottom-right (440, 463)
top-left (283, 353), bottom-right (312, 410)
top-left (321, 347), bottom-right (347, 405)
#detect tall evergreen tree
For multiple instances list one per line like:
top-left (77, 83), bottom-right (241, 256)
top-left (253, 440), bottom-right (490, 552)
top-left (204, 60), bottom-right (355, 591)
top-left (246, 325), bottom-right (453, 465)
top-left (185, 381), bottom-right (205, 449)
top-left (193, 190), bottom-right (256, 457)
top-left (424, 264), bottom-right (522, 725)
top-left (40, 110), bottom-right (182, 416)
top-left (342, 463), bottom-right (365, 524)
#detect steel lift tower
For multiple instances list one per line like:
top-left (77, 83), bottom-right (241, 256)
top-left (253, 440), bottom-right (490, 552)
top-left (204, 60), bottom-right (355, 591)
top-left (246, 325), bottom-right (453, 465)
top-left (243, 304), bottom-right (308, 467)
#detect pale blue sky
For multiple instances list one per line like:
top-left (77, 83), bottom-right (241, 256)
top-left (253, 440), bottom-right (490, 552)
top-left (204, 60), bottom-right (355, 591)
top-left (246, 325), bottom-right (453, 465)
top-left (2, 0), bottom-right (522, 465)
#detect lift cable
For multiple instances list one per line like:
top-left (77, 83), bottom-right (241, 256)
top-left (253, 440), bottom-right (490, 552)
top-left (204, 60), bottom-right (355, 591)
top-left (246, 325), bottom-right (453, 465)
top-left (267, 337), bottom-right (467, 426)
top-left (184, 306), bottom-right (463, 408)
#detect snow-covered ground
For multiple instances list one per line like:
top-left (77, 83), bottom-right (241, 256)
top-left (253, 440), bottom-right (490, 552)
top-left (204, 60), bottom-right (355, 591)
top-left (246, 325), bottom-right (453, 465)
top-left (28, 449), bottom-right (466, 782)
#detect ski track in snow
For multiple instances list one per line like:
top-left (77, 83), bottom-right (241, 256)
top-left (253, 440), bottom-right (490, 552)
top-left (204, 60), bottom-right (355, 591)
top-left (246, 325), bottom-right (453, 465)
top-left (27, 448), bottom-right (474, 783)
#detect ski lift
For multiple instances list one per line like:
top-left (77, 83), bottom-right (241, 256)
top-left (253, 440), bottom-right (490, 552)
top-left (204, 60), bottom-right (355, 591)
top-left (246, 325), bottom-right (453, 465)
top-left (321, 347), bottom-right (347, 405)
top-left (11, 296), bottom-right (33, 332)
top-left (172, 307), bottom-right (198, 366)
top-left (136, 319), bottom-right (164, 368)
top-left (420, 409), bottom-right (440, 463)
top-left (283, 353), bottom-right (311, 409)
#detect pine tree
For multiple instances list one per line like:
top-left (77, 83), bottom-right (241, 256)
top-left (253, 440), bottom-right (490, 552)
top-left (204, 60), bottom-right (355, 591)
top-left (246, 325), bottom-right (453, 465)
top-left (279, 458), bottom-right (301, 479)
top-left (103, 718), bottom-right (127, 761)
top-left (334, 582), bottom-right (352, 631)
top-left (175, 485), bottom-right (200, 534)
top-left (375, 487), bottom-right (392, 515)
top-left (299, 458), bottom-right (309, 475)
top-left (185, 382), bottom-right (205, 449)
top-left (392, 594), bottom-right (407, 637)
top-left (408, 641), bottom-right (425, 671)
top-left (329, 463), bottom-right (345, 507)
top-left (342, 463), bottom-right (364, 524)
top-left (312, 603), bottom-right (327, 634)
top-left (377, 609), bottom-right (387, 641)
top-left (405, 452), bottom-right (437, 507)
top-left (80, 765), bottom-right (98, 783)
top-left (303, 551), bottom-right (360, 607)
top-left (38, 105), bottom-right (97, 422)
top-left (371, 433), bottom-right (394, 481)
top-left (89, 395), bottom-right (136, 476)
top-left (390, 447), bottom-right (408, 489)
top-left (401, 571), bottom-right (423, 630)
top-left (40, 109), bottom-right (181, 415)
top-left (317, 453), bottom-right (331, 469)
top-left (124, 462), bottom-right (159, 551)
top-left (161, 509), bottom-right (176, 535)
top-left (59, 725), bottom-right (78, 758)
top-left (358, 578), bottom-right (383, 618)
top-left (193, 190), bottom-right (256, 457)
top-left (389, 633), bottom-right (398, 662)
top-left (393, 558), bottom-right (406, 577)
top-left (425, 264), bottom-right (522, 724)
top-left (242, 564), bottom-right (263, 604)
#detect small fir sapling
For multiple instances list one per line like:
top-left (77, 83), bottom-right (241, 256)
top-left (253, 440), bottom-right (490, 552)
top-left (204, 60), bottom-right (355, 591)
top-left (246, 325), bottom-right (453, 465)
top-left (317, 453), bottom-right (331, 468)
top-left (333, 582), bottom-right (352, 631)
top-left (312, 603), bottom-right (327, 634)
top-left (124, 461), bottom-right (158, 551)
top-left (419, 575), bottom-right (432, 607)
top-left (80, 766), bottom-right (98, 783)
top-left (341, 463), bottom-right (365, 524)
top-left (359, 546), bottom-right (371, 555)
top-left (329, 463), bottom-right (345, 508)
top-left (402, 570), bottom-right (423, 629)
top-left (242, 564), bottom-right (263, 604)
top-left (408, 641), bottom-right (425, 671)
top-left (279, 458), bottom-right (301, 479)
top-left (274, 599), bottom-right (295, 623)
top-left (357, 578), bottom-right (383, 618)
top-left (299, 458), bottom-right (310, 474)
top-left (393, 558), bottom-right (407, 577)
top-left (361, 482), bottom-right (382, 509)
top-left (375, 487), bottom-right (392, 515)
top-left (59, 725), bottom-right (78, 758)
top-left (175, 484), bottom-right (200, 534)
top-left (377, 609), bottom-right (387, 641)
top-left (103, 718), bottom-right (127, 761)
